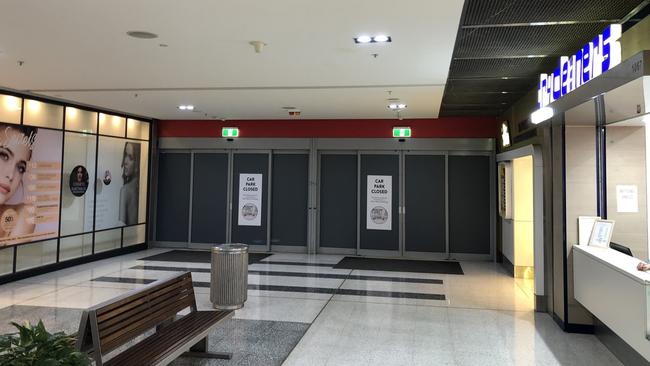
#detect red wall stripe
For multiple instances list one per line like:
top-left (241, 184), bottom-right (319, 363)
top-left (158, 118), bottom-right (498, 138)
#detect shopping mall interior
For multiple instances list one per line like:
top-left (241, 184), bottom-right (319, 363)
top-left (1, 1), bottom-right (650, 365)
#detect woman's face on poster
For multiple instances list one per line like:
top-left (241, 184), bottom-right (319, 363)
top-left (123, 143), bottom-right (136, 178)
top-left (0, 128), bottom-right (31, 204)
top-left (76, 167), bottom-right (84, 182)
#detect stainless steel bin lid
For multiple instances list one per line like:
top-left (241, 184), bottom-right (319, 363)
top-left (212, 243), bottom-right (249, 253)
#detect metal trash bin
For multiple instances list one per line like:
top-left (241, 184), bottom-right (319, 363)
top-left (210, 244), bottom-right (248, 310)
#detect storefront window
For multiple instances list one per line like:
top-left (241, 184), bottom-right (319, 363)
top-left (94, 228), bottom-right (121, 253)
top-left (61, 132), bottom-right (96, 235)
top-left (98, 113), bottom-right (126, 137)
top-left (59, 234), bottom-right (93, 261)
top-left (0, 94), bottom-right (22, 124)
top-left (23, 99), bottom-right (63, 129)
top-left (127, 119), bottom-right (149, 140)
top-left (15, 240), bottom-right (57, 271)
top-left (65, 107), bottom-right (97, 133)
top-left (124, 224), bottom-right (146, 247)
top-left (95, 137), bottom-right (146, 230)
top-left (0, 247), bottom-right (12, 275)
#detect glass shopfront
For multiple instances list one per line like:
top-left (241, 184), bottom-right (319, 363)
top-left (0, 92), bottom-right (151, 280)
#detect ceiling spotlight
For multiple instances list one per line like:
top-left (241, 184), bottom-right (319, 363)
top-left (373, 35), bottom-right (390, 42)
top-left (178, 105), bottom-right (194, 111)
top-left (387, 103), bottom-right (406, 110)
top-left (354, 35), bottom-right (392, 44)
top-left (355, 35), bottom-right (372, 43)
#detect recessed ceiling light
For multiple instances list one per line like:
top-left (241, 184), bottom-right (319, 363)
top-left (159, 43), bottom-right (168, 47)
top-left (373, 35), bottom-right (390, 42)
top-left (387, 103), bottom-right (406, 110)
top-left (127, 31), bottom-right (158, 39)
top-left (178, 105), bottom-right (194, 111)
top-left (355, 35), bottom-right (372, 44)
top-left (501, 91), bottom-right (509, 94)
top-left (354, 35), bottom-right (392, 44)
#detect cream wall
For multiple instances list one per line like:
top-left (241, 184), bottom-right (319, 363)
top-left (513, 156), bottom-right (534, 267)
top-left (606, 126), bottom-right (648, 261)
top-left (565, 125), bottom-right (598, 325)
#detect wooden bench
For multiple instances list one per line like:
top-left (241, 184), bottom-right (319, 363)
top-left (76, 272), bottom-right (233, 366)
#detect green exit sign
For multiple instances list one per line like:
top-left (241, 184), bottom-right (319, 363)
top-left (392, 127), bottom-right (411, 138)
top-left (222, 127), bottom-right (239, 138)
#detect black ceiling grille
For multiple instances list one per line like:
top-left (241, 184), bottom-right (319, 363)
top-left (440, 0), bottom-right (649, 117)
top-left (463, 0), bottom-right (643, 25)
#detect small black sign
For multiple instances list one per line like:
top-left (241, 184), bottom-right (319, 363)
top-left (69, 165), bottom-right (89, 197)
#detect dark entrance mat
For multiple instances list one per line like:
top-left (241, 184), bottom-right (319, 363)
top-left (333, 257), bottom-right (464, 275)
top-left (140, 250), bottom-right (271, 264)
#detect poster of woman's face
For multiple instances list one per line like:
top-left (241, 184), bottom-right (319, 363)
top-left (95, 137), bottom-right (142, 230)
top-left (69, 165), bottom-right (89, 197)
top-left (0, 122), bottom-right (62, 247)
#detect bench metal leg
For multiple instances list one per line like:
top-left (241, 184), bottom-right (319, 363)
top-left (182, 337), bottom-right (233, 360)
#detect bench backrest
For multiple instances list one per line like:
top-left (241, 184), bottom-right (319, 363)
top-left (77, 272), bottom-right (196, 364)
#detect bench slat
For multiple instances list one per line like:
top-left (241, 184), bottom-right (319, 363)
top-left (104, 311), bottom-right (232, 366)
top-left (98, 284), bottom-right (193, 334)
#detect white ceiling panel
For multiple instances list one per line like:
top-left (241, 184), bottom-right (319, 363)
top-left (0, 0), bottom-right (464, 119)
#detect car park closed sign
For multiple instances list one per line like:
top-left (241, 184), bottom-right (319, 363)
top-left (367, 175), bottom-right (392, 231)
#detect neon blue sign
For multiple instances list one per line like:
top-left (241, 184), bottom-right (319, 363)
top-left (538, 24), bottom-right (622, 108)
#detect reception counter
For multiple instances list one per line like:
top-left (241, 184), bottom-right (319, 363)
top-left (573, 245), bottom-right (650, 362)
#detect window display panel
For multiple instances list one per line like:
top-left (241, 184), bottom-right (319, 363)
top-left (22, 100), bottom-right (63, 129)
top-left (138, 141), bottom-right (149, 224)
top-left (94, 228), bottom-right (121, 253)
top-left (123, 224), bottom-right (145, 247)
top-left (65, 108), bottom-right (97, 133)
top-left (0, 123), bottom-right (62, 248)
top-left (126, 119), bottom-right (149, 140)
top-left (605, 122), bottom-right (648, 260)
top-left (96, 137), bottom-right (144, 230)
top-left (61, 133), bottom-right (96, 236)
top-left (98, 113), bottom-right (125, 137)
top-left (15, 239), bottom-right (57, 271)
top-left (0, 247), bottom-right (12, 275)
top-left (0, 94), bottom-right (22, 125)
top-left (59, 233), bottom-right (93, 261)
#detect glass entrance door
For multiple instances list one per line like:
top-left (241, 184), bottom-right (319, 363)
top-left (403, 153), bottom-right (447, 257)
top-left (189, 152), bottom-right (229, 249)
top-left (271, 152), bottom-right (309, 252)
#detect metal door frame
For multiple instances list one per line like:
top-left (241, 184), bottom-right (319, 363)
top-left (402, 150), bottom-right (450, 260)
top-left (357, 150), bottom-right (402, 257)
top-left (270, 150), bottom-right (310, 253)
top-left (316, 150), bottom-right (358, 255)
top-left (230, 149), bottom-right (272, 252)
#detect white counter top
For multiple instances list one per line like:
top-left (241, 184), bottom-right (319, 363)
top-left (573, 244), bottom-right (650, 285)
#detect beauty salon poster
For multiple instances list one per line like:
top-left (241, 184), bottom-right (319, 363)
top-left (0, 122), bottom-right (62, 247)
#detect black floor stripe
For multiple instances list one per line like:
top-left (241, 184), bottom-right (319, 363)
top-left (129, 265), bottom-right (443, 284)
top-left (91, 277), bottom-right (446, 300)
top-left (256, 261), bottom-right (334, 267)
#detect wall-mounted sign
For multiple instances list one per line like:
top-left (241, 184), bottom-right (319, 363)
top-left (222, 127), bottom-right (239, 138)
top-left (616, 184), bottom-right (638, 213)
top-left (501, 122), bottom-right (511, 147)
top-left (69, 165), bottom-right (89, 197)
top-left (392, 127), bottom-right (411, 138)
top-left (538, 24), bottom-right (622, 108)
top-left (367, 175), bottom-right (392, 230)
top-left (498, 162), bottom-right (512, 219)
top-left (238, 173), bottom-right (262, 226)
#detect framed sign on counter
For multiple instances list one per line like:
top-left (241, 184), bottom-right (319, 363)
top-left (588, 219), bottom-right (615, 248)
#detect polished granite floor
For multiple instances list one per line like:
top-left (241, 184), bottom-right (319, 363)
top-left (0, 248), bottom-right (622, 366)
